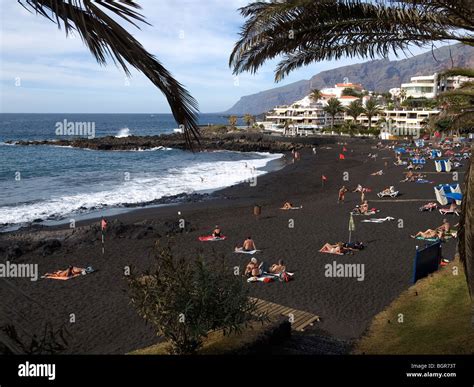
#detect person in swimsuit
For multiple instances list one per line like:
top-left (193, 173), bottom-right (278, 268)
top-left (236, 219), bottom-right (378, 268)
top-left (235, 237), bottom-right (257, 252)
top-left (270, 260), bottom-right (286, 274)
top-left (338, 186), bottom-right (348, 203)
top-left (245, 257), bottom-right (260, 277)
top-left (212, 225), bottom-right (222, 238)
top-left (282, 201), bottom-right (293, 210)
top-left (360, 200), bottom-right (369, 214)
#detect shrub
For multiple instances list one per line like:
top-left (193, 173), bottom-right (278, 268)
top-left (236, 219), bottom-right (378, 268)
top-left (127, 242), bottom-right (267, 354)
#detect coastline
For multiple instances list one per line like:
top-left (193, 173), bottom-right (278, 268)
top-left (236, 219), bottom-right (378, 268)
top-left (0, 137), bottom-right (465, 354)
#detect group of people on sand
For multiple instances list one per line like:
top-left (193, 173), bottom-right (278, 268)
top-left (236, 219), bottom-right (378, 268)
top-left (244, 257), bottom-right (287, 278)
top-left (338, 184), bottom-right (371, 204)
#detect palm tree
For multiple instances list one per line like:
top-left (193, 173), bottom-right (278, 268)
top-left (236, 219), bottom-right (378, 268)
top-left (345, 100), bottom-right (364, 123)
top-left (230, 1), bottom-right (473, 82)
top-left (323, 98), bottom-right (344, 129)
top-left (228, 115), bottom-right (238, 129)
top-left (310, 89), bottom-right (322, 103)
top-left (364, 98), bottom-right (383, 132)
top-left (243, 114), bottom-right (255, 128)
top-left (21, 1), bottom-right (200, 146)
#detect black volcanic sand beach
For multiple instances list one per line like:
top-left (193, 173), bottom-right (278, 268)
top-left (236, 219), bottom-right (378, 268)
top-left (0, 139), bottom-right (466, 354)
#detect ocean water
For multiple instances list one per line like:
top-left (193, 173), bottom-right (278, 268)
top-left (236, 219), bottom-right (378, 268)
top-left (0, 114), bottom-right (282, 231)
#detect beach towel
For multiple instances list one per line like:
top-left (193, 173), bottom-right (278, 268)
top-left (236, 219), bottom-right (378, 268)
top-left (415, 236), bottom-right (440, 242)
top-left (42, 266), bottom-right (95, 280)
top-left (234, 249), bottom-right (259, 255)
top-left (361, 217), bottom-right (395, 223)
top-left (415, 179), bottom-right (432, 184)
top-left (198, 235), bottom-right (227, 242)
top-left (371, 170), bottom-right (383, 176)
top-left (248, 272), bottom-right (294, 283)
top-left (279, 206), bottom-right (303, 210)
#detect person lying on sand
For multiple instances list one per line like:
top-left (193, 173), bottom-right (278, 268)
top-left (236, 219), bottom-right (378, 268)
top-left (411, 229), bottom-right (443, 239)
top-left (269, 259), bottom-right (286, 274)
top-left (439, 202), bottom-right (458, 214)
top-left (319, 242), bottom-right (355, 254)
top-left (282, 201), bottom-right (293, 210)
top-left (371, 170), bottom-right (383, 176)
top-left (235, 236), bottom-right (257, 252)
top-left (212, 225), bottom-right (222, 238)
top-left (244, 257), bottom-right (260, 278)
top-left (359, 200), bottom-right (369, 214)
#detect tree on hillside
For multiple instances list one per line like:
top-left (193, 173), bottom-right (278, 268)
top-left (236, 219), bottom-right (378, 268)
top-left (346, 100), bottom-right (364, 123)
top-left (243, 114), bottom-right (255, 128)
top-left (310, 89), bottom-right (322, 103)
top-left (323, 98), bottom-right (345, 128)
top-left (23, 0), bottom-right (200, 146)
top-left (364, 98), bottom-right (383, 132)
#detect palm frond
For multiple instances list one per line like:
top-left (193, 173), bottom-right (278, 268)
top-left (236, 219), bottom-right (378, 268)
top-left (20, 0), bottom-right (200, 147)
top-left (230, 0), bottom-right (474, 81)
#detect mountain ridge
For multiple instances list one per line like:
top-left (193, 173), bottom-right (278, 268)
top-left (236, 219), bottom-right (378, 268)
top-left (224, 44), bottom-right (474, 115)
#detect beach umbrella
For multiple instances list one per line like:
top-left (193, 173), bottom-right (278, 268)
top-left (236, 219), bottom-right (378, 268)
top-left (101, 218), bottom-right (107, 255)
top-left (348, 213), bottom-right (355, 243)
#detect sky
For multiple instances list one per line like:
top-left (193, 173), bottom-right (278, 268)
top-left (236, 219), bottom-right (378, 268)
top-left (0, 0), bottom-right (436, 114)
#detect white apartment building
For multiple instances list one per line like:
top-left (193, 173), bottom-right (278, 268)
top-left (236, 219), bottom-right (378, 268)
top-left (401, 74), bottom-right (438, 99)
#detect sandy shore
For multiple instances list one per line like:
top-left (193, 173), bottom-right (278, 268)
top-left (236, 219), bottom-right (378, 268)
top-left (0, 138), bottom-right (464, 354)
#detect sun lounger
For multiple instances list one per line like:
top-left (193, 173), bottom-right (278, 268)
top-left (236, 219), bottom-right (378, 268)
top-left (377, 190), bottom-right (399, 198)
top-left (438, 207), bottom-right (460, 216)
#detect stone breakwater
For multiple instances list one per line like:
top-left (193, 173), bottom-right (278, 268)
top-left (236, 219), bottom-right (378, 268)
top-left (7, 133), bottom-right (332, 153)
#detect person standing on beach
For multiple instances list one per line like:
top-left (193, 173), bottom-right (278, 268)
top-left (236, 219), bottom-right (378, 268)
top-left (338, 186), bottom-right (348, 203)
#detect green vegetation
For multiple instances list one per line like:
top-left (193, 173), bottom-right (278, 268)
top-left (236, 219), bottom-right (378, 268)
top-left (243, 113), bottom-right (255, 128)
top-left (342, 87), bottom-right (362, 98)
top-left (130, 320), bottom-right (277, 355)
top-left (228, 115), bottom-right (238, 129)
top-left (436, 68), bottom-right (474, 133)
top-left (127, 244), bottom-right (266, 355)
top-left (310, 89), bottom-right (322, 102)
top-left (364, 98), bottom-right (383, 131)
top-left (323, 98), bottom-right (345, 128)
top-left (345, 100), bottom-right (364, 122)
top-left (401, 97), bottom-right (439, 109)
top-left (230, 1), bottom-right (472, 82)
top-left (354, 259), bottom-right (474, 354)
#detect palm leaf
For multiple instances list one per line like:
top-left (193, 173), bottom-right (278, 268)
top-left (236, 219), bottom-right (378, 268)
top-left (20, 0), bottom-right (200, 147)
top-left (230, 0), bottom-right (474, 81)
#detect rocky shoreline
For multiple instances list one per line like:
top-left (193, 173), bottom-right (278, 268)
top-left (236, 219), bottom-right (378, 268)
top-left (7, 132), bottom-right (332, 152)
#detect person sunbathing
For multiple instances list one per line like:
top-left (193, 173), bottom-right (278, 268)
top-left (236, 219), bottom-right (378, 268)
top-left (320, 242), bottom-right (345, 254)
top-left (373, 169), bottom-right (384, 176)
top-left (269, 259), bottom-right (286, 274)
top-left (440, 202), bottom-right (458, 214)
top-left (407, 162), bottom-right (414, 170)
top-left (244, 257), bottom-right (260, 277)
top-left (282, 201), bottom-right (293, 210)
top-left (212, 225), bottom-right (222, 238)
top-left (411, 229), bottom-right (441, 239)
top-left (235, 236), bottom-right (256, 252)
top-left (380, 186), bottom-right (394, 195)
top-left (359, 200), bottom-right (369, 214)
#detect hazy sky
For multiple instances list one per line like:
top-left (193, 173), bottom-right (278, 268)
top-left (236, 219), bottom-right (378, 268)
top-left (0, 0), bottom-right (435, 114)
